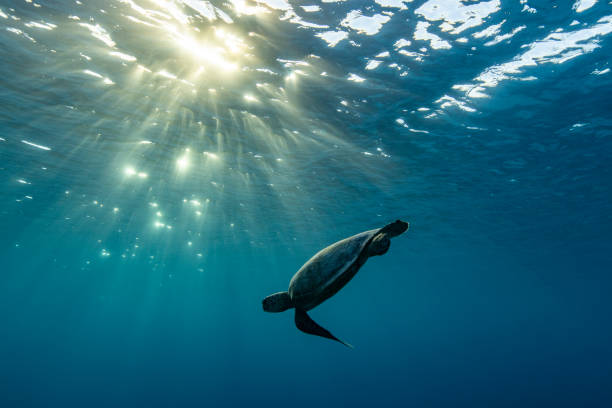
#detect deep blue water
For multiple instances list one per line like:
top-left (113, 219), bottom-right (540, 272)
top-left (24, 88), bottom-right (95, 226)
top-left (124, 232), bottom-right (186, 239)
top-left (1, 0), bottom-right (612, 406)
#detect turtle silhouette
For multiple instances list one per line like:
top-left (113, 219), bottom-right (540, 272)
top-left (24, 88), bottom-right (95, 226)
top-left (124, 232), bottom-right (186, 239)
top-left (262, 220), bottom-right (409, 347)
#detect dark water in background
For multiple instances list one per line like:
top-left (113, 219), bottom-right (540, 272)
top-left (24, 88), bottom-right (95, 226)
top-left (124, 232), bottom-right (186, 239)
top-left (1, 0), bottom-right (612, 406)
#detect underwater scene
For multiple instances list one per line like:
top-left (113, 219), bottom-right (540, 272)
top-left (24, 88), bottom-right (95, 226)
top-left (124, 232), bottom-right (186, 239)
top-left (1, 0), bottom-right (611, 406)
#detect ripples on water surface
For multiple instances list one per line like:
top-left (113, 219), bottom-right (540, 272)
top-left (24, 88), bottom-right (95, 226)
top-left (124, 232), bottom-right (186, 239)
top-left (1, 0), bottom-right (612, 406)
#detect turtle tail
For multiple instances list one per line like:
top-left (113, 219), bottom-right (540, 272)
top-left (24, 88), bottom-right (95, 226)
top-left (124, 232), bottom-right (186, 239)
top-left (294, 309), bottom-right (353, 348)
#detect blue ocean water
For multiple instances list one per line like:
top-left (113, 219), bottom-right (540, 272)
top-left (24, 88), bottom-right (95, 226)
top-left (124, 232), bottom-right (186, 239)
top-left (1, 0), bottom-right (612, 406)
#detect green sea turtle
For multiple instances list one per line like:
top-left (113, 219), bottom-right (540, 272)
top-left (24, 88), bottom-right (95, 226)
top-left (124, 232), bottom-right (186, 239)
top-left (262, 220), bottom-right (409, 347)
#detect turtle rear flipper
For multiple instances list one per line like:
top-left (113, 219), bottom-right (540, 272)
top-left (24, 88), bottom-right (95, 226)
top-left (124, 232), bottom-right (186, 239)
top-left (294, 309), bottom-right (353, 348)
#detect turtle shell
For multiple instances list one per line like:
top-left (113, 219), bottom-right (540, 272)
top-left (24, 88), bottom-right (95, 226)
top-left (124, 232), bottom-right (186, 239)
top-left (288, 228), bottom-right (379, 310)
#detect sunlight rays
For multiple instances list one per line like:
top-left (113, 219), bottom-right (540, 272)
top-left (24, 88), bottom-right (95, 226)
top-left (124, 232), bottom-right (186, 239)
top-left (2, 0), bottom-right (381, 267)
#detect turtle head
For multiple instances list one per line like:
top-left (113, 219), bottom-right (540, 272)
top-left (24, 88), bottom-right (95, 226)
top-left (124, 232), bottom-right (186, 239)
top-left (367, 234), bottom-right (391, 257)
top-left (262, 291), bottom-right (293, 313)
top-left (380, 220), bottom-right (409, 237)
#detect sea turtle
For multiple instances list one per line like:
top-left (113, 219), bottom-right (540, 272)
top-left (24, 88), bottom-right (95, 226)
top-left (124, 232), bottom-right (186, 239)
top-left (262, 219), bottom-right (409, 347)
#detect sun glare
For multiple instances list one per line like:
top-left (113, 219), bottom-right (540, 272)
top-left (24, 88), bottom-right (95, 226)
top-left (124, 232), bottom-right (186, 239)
top-left (229, 0), bottom-right (267, 16)
top-left (176, 155), bottom-right (190, 172)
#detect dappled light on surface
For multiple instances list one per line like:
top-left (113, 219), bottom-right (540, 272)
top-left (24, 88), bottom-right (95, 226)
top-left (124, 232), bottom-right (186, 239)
top-left (0, 0), bottom-right (611, 269)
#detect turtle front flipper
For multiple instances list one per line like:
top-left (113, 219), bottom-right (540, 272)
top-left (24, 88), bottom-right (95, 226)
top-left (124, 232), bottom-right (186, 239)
top-left (294, 309), bottom-right (353, 348)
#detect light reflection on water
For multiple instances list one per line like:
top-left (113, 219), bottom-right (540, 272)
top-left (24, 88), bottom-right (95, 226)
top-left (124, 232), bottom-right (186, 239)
top-left (0, 0), bottom-right (611, 268)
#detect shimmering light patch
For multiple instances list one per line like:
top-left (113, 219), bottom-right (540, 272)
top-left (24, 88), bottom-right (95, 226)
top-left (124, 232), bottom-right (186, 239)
top-left (436, 95), bottom-right (476, 112)
top-left (375, 51), bottom-right (390, 58)
top-left (278, 58), bottom-right (309, 68)
top-left (473, 20), bottom-right (505, 39)
top-left (348, 73), bottom-right (366, 82)
top-left (415, 0), bottom-right (501, 35)
top-left (243, 94), bottom-right (258, 102)
top-left (289, 14), bottom-right (329, 29)
top-left (522, 4), bottom-right (536, 13)
top-left (365, 60), bottom-right (382, 70)
top-left (394, 38), bottom-right (411, 49)
top-left (6, 28), bottom-right (36, 43)
top-left (0, 9), bottom-right (7, 19)
top-left (256, 68), bottom-right (278, 75)
top-left (79, 23), bottom-right (116, 47)
top-left (177, 155), bottom-right (190, 171)
top-left (414, 21), bottom-right (452, 49)
top-left (214, 29), bottom-right (246, 54)
top-left (109, 51), bottom-right (137, 62)
top-left (376, 147), bottom-right (391, 158)
top-left (592, 68), bottom-right (610, 75)
top-left (25, 21), bottom-right (57, 30)
top-left (22, 140), bottom-right (51, 150)
top-left (139, 140), bottom-right (153, 144)
top-left (374, 0), bottom-right (410, 9)
top-left (157, 70), bottom-right (177, 80)
top-left (574, 0), bottom-right (597, 12)
top-left (83, 70), bottom-right (113, 85)
top-left (157, 0), bottom-right (191, 24)
top-left (0, 137), bottom-right (5, 141)
top-left (484, 25), bottom-right (525, 46)
top-left (124, 166), bottom-right (148, 178)
top-left (341, 11), bottom-right (390, 35)
top-left (175, 33), bottom-right (240, 71)
top-left (414, 21), bottom-right (452, 50)
top-left (471, 15), bottom-right (612, 89)
top-left (259, 0), bottom-right (291, 11)
top-left (468, 87), bottom-right (488, 98)
top-left (183, 0), bottom-right (216, 20)
top-left (229, 0), bottom-right (266, 15)
top-left (17, 179), bottom-right (31, 184)
top-left (453, 84), bottom-right (489, 98)
top-left (301, 5), bottom-right (320, 12)
top-left (203, 151), bottom-right (219, 159)
top-left (398, 49), bottom-right (421, 61)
